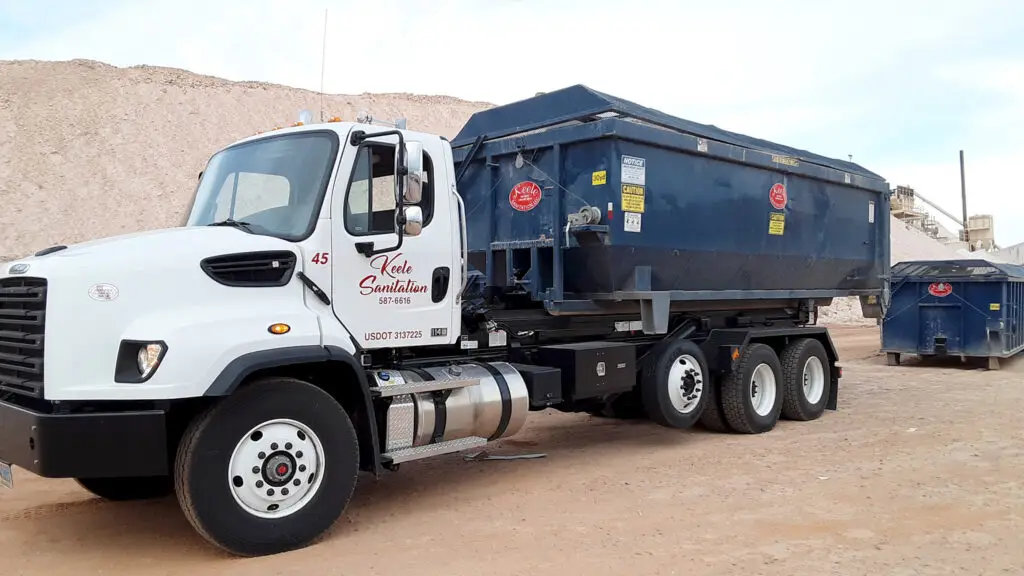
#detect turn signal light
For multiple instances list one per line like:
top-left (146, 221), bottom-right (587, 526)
top-left (268, 323), bottom-right (291, 335)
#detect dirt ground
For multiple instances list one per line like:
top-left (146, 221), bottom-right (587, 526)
top-left (1, 325), bottom-right (1022, 575)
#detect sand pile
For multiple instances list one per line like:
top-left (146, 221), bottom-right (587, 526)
top-left (0, 59), bottom-right (491, 260)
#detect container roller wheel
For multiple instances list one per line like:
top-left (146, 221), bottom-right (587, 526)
top-left (640, 338), bottom-right (709, 429)
top-left (719, 343), bottom-right (783, 434)
top-left (779, 338), bottom-right (831, 421)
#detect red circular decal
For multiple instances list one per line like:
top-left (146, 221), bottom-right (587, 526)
top-left (769, 183), bottom-right (787, 210)
top-left (509, 181), bottom-right (542, 212)
top-left (928, 282), bottom-right (952, 297)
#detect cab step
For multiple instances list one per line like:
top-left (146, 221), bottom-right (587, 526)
top-left (382, 436), bottom-right (488, 464)
top-left (370, 376), bottom-right (479, 398)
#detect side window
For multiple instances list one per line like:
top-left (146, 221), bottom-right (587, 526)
top-left (345, 142), bottom-right (435, 236)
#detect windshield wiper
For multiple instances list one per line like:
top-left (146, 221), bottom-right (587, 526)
top-left (207, 218), bottom-right (254, 233)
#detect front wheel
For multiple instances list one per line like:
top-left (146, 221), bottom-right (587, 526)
top-left (174, 376), bottom-right (360, 557)
top-left (75, 475), bottom-right (173, 501)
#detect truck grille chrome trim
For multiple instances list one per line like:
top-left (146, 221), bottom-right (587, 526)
top-left (0, 277), bottom-right (47, 398)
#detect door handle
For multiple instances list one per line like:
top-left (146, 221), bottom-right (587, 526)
top-left (431, 267), bottom-right (451, 303)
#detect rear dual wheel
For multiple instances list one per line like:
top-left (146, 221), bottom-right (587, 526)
top-left (715, 338), bottom-right (831, 434)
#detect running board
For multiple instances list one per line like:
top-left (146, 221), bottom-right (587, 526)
top-left (383, 436), bottom-right (488, 464)
top-left (370, 377), bottom-right (479, 398)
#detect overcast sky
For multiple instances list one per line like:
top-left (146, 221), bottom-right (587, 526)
top-left (2, 0), bottom-right (1022, 245)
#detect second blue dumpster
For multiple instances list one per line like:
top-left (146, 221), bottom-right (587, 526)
top-left (881, 258), bottom-right (1024, 370)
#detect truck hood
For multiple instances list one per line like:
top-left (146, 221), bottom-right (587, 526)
top-left (3, 226), bottom-right (299, 277)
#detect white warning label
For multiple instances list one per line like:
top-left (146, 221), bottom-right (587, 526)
top-left (624, 212), bottom-right (642, 233)
top-left (621, 155), bottom-right (646, 186)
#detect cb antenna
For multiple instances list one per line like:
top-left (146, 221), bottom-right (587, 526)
top-left (319, 8), bottom-right (328, 122)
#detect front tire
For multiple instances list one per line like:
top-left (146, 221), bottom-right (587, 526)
top-left (720, 343), bottom-right (783, 434)
top-left (640, 338), bottom-right (709, 429)
top-left (174, 376), bottom-right (360, 557)
top-left (75, 475), bottom-right (173, 501)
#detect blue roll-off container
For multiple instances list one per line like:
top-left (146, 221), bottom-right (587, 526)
top-left (881, 259), bottom-right (1024, 369)
top-left (450, 85), bottom-right (891, 332)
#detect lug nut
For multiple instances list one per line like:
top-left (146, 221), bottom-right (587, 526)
top-left (256, 480), bottom-right (264, 488)
top-left (298, 464), bottom-right (306, 472)
top-left (267, 488), bottom-right (275, 496)
top-left (296, 451), bottom-right (303, 458)
top-left (258, 451), bottom-right (266, 460)
top-left (282, 488), bottom-right (289, 496)
top-left (271, 443), bottom-right (279, 450)
top-left (293, 479), bottom-right (301, 486)
top-left (252, 466), bottom-right (260, 474)
top-left (285, 442), bottom-right (293, 450)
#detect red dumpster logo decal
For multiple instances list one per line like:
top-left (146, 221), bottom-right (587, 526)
top-left (509, 181), bottom-right (542, 212)
top-left (769, 183), bottom-right (788, 210)
top-left (928, 282), bottom-right (953, 297)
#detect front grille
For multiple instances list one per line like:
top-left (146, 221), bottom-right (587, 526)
top-left (0, 277), bottom-right (47, 398)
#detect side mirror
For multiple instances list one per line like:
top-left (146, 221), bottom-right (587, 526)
top-left (402, 142), bottom-right (424, 204)
top-left (403, 205), bottom-right (423, 236)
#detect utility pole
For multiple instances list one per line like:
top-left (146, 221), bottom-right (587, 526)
top-left (960, 150), bottom-right (969, 250)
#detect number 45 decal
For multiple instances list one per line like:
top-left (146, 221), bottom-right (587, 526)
top-left (311, 252), bottom-right (330, 265)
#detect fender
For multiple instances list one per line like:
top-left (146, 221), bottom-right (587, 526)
top-left (204, 345), bottom-right (381, 475)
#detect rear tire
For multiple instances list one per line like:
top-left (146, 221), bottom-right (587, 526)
top-left (640, 338), bottom-right (709, 429)
top-left (779, 338), bottom-right (831, 421)
top-left (720, 343), bottom-right (783, 434)
top-left (174, 376), bottom-right (360, 557)
top-left (75, 475), bottom-right (173, 501)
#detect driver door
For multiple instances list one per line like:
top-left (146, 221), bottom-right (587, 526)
top-left (330, 132), bottom-right (456, 349)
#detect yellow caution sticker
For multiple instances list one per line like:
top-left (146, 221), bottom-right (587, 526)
top-left (592, 170), bottom-right (607, 186)
top-left (621, 184), bottom-right (645, 213)
top-left (768, 212), bottom-right (785, 235)
top-left (990, 303), bottom-right (1001, 311)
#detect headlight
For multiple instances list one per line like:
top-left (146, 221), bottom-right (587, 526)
top-left (137, 343), bottom-right (165, 379)
top-left (114, 340), bottom-right (168, 383)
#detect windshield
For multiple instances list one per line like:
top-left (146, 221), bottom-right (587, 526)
top-left (186, 131), bottom-right (339, 241)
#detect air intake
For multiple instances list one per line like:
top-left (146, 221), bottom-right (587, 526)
top-left (200, 251), bottom-right (297, 287)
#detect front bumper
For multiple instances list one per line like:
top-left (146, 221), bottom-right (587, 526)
top-left (0, 398), bottom-right (169, 479)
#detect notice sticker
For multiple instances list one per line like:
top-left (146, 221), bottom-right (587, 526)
top-left (768, 212), bottom-right (785, 235)
top-left (928, 282), bottom-right (953, 297)
top-left (621, 184), bottom-right (645, 213)
top-left (991, 303), bottom-right (1001, 311)
top-left (869, 201), bottom-right (875, 223)
top-left (592, 170), bottom-right (607, 186)
top-left (621, 155), bottom-right (646, 186)
top-left (624, 212), bottom-right (642, 233)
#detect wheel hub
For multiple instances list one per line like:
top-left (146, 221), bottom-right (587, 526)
top-left (227, 419), bottom-right (325, 519)
top-left (263, 452), bottom-right (296, 486)
top-left (668, 354), bottom-right (704, 414)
